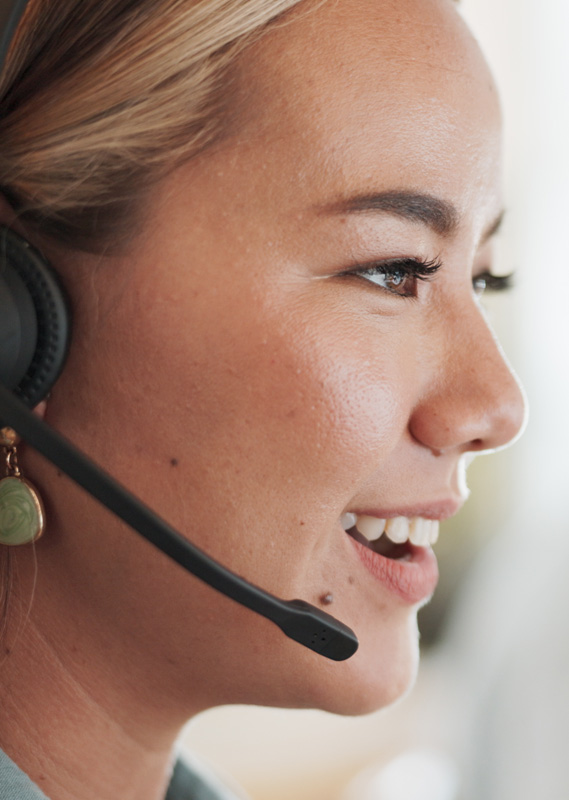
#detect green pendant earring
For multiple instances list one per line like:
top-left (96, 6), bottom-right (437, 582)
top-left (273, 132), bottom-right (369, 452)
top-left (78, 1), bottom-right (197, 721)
top-left (0, 427), bottom-right (44, 546)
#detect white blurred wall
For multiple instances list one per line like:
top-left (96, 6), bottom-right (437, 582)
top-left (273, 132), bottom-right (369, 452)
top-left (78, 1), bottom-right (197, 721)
top-left (444, 3), bottom-right (569, 798)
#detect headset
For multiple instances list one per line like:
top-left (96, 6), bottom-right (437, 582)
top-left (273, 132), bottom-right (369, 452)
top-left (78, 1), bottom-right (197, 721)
top-left (0, 0), bottom-right (358, 661)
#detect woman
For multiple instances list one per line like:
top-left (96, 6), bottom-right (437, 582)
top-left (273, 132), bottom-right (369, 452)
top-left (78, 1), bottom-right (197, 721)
top-left (0, 0), bottom-right (525, 798)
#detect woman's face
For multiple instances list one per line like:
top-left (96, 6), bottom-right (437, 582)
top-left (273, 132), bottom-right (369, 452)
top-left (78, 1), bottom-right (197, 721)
top-left (41, 0), bottom-right (525, 717)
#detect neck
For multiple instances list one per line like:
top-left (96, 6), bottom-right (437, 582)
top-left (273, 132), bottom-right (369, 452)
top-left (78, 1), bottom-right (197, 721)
top-left (0, 570), bottom-right (188, 800)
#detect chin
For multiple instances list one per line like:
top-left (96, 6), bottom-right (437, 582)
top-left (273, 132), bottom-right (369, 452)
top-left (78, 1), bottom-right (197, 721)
top-left (295, 613), bottom-right (422, 717)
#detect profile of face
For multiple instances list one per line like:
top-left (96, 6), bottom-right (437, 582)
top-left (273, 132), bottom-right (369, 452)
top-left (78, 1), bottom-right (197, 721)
top-left (26, 0), bottom-right (525, 722)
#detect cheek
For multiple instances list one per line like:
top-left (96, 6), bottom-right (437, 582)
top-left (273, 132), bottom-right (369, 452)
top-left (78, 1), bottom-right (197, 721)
top-left (143, 283), bottom-right (412, 492)
top-left (208, 309), bottom-right (412, 506)
top-left (177, 322), bottom-right (412, 593)
top-left (277, 348), bottom-right (403, 481)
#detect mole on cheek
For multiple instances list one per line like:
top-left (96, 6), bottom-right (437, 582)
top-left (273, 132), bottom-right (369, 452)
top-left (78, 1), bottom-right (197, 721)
top-left (170, 458), bottom-right (179, 467)
top-left (320, 592), bottom-right (334, 606)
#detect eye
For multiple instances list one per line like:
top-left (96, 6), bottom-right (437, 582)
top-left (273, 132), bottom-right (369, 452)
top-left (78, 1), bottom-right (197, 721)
top-left (472, 270), bottom-right (514, 297)
top-left (348, 257), bottom-right (442, 298)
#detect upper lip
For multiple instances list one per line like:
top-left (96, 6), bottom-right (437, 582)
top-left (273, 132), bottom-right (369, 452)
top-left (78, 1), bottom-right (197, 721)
top-left (346, 498), bottom-right (464, 522)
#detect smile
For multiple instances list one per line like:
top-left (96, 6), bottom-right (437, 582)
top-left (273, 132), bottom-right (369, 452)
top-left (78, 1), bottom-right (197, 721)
top-left (341, 512), bottom-right (439, 556)
top-left (340, 511), bottom-right (441, 603)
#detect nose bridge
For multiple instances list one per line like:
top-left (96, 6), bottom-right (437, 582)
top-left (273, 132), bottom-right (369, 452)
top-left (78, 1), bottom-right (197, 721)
top-left (410, 301), bottom-right (526, 454)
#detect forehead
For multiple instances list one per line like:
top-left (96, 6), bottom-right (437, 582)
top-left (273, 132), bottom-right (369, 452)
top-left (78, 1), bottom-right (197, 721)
top-left (244, 0), bottom-right (499, 119)
top-left (231, 0), bottom-right (502, 221)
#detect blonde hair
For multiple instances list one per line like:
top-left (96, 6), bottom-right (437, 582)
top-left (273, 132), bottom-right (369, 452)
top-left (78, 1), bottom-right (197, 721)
top-left (0, 0), bottom-right (306, 251)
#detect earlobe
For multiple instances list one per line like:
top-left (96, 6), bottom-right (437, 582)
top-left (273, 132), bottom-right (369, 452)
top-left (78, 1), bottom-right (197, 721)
top-left (0, 225), bottom-right (71, 407)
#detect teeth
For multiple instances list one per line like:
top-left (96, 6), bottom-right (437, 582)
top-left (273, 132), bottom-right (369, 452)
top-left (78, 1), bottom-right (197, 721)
top-left (428, 520), bottom-right (440, 544)
top-left (342, 513), bottom-right (440, 548)
top-left (340, 512), bottom-right (357, 531)
top-left (409, 517), bottom-right (430, 546)
top-left (355, 515), bottom-right (386, 542)
top-left (385, 516), bottom-right (410, 544)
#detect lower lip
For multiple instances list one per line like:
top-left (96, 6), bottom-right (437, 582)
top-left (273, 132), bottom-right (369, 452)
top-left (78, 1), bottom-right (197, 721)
top-left (347, 536), bottom-right (439, 604)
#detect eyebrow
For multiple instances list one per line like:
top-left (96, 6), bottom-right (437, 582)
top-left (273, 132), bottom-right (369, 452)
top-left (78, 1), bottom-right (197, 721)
top-left (322, 190), bottom-right (504, 243)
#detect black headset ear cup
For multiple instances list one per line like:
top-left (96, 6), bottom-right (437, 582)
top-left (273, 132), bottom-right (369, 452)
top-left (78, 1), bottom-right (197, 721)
top-left (0, 225), bottom-right (71, 407)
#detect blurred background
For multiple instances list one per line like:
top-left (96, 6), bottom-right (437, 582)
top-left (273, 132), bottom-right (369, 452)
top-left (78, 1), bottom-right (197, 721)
top-left (181, 1), bottom-right (569, 797)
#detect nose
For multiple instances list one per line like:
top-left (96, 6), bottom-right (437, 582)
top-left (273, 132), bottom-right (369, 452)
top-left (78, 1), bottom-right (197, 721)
top-left (409, 304), bottom-right (526, 455)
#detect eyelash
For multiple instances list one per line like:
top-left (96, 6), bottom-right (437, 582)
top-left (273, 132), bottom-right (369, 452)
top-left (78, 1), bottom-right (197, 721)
top-left (472, 271), bottom-right (513, 297)
top-left (345, 256), bottom-right (443, 297)
top-left (344, 259), bottom-right (514, 299)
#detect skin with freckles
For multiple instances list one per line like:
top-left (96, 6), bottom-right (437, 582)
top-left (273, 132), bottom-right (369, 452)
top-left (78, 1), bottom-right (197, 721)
top-left (0, 1), bottom-right (526, 798)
